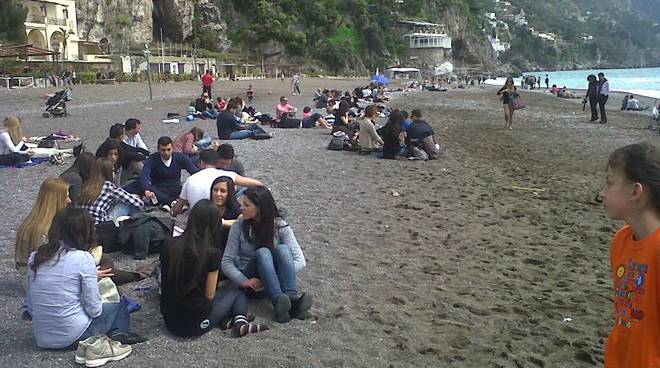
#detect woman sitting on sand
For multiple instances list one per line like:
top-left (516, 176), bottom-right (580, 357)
top-left (358, 105), bottom-right (384, 155)
top-left (301, 107), bottom-right (332, 129)
top-left (210, 176), bottom-right (241, 255)
top-left (160, 200), bottom-right (268, 338)
top-left (173, 127), bottom-right (205, 164)
top-left (221, 187), bottom-right (312, 323)
top-left (77, 158), bottom-right (144, 252)
top-left (26, 207), bottom-right (147, 349)
top-left (378, 110), bottom-right (405, 159)
top-left (96, 140), bottom-right (122, 185)
top-left (0, 116), bottom-right (33, 166)
top-left (60, 152), bottom-right (96, 204)
top-left (16, 176), bottom-right (151, 293)
top-left (496, 77), bottom-right (518, 130)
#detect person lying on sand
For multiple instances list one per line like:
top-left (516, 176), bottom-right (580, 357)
top-left (625, 95), bottom-right (650, 111)
top-left (301, 107), bottom-right (332, 129)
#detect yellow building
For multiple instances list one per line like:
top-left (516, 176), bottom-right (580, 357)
top-left (23, 0), bottom-right (80, 61)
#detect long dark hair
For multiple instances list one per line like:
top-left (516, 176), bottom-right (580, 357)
top-left (242, 187), bottom-right (281, 249)
top-left (167, 199), bottom-right (220, 297)
top-left (381, 110), bottom-right (403, 139)
top-left (210, 176), bottom-right (240, 213)
top-left (31, 208), bottom-right (95, 276)
top-left (62, 152), bottom-right (95, 180)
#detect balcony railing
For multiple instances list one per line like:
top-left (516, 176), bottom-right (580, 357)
top-left (26, 13), bottom-right (46, 23)
top-left (47, 17), bottom-right (67, 26)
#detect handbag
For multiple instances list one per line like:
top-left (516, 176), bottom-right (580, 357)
top-left (512, 95), bottom-right (526, 110)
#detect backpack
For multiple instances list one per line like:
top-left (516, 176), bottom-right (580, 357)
top-left (277, 116), bottom-right (301, 129)
top-left (328, 136), bottom-right (346, 151)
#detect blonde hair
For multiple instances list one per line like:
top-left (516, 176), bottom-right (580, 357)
top-left (15, 177), bottom-right (70, 266)
top-left (3, 116), bottom-right (23, 145)
top-left (78, 158), bottom-right (106, 205)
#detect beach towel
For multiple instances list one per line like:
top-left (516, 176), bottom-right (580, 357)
top-left (0, 157), bottom-right (49, 169)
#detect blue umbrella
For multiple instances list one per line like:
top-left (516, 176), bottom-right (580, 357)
top-left (371, 74), bottom-right (389, 85)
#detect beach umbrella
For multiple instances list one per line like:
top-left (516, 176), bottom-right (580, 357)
top-left (371, 74), bottom-right (389, 85)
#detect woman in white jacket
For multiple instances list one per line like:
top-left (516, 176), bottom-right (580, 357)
top-left (221, 186), bottom-right (312, 323)
top-left (0, 117), bottom-right (32, 165)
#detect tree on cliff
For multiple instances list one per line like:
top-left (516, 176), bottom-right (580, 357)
top-left (0, 0), bottom-right (27, 45)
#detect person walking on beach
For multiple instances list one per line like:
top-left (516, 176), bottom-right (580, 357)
top-left (537, 76), bottom-right (541, 89)
top-left (496, 77), bottom-right (517, 130)
top-left (584, 75), bottom-right (600, 122)
top-left (291, 74), bottom-right (301, 95)
top-left (544, 74), bottom-right (549, 89)
top-left (202, 70), bottom-right (214, 99)
top-left (597, 72), bottom-right (610, 124)
top-left (600, 143), bottom-right (660, 367)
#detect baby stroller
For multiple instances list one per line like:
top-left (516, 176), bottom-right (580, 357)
top-left (42, 89), bottom-right (71, 118)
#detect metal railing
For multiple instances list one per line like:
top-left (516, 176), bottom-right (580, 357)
top-left (47, 18), bottom-right (67, 26)
top-left (26, 13), bottom-right (46, 23)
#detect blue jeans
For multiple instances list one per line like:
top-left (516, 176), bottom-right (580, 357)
top-left (109, 202), bottom-right (140, 219)
top-left (207, 289), bottom-right (248, 328)
top-left (229, 130), bottom-right (253, 140)
top-left (241, 244), bottom-right (297, 302)
top-left (79, 302), bottom-right (130, 341)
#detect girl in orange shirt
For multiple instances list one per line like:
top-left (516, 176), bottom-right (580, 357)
top-left (601, 143), bottom-right (660, 367)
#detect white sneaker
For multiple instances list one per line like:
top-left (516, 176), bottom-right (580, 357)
top-left (75, 335), bottom-right (101, 364)
top-left (84, 335), bottom-right (132, 367)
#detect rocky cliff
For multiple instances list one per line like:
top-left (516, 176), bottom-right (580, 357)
top-left (75, 0), bottom-right (227, 51)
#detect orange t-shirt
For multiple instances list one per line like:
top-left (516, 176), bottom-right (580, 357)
top-left (605, 225), bottom-right (660, 368)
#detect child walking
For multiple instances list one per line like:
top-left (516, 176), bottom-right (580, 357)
top-left (601, 142), bottom-right (660, 367)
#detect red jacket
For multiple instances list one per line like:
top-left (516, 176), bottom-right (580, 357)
top-left (202, 74), bottom-right (214, 87)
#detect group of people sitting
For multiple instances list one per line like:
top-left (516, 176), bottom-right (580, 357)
top-left (13, 117), bottom-right (314, 365)
top-left (620, 95), bottom-right (650, 112)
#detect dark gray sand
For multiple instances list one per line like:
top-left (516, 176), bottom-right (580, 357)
top-left (0, 78), bottom-right (656, 367)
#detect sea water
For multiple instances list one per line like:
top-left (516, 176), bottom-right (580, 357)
top-left (486, 67), bottom-right (660, 99)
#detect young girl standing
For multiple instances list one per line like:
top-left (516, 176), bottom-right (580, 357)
top-left (601, 143), bottom-right (660, 367)
top-left (496, 77), bottom-right (517, 130)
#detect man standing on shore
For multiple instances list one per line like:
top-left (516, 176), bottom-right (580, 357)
top-left (597, 72), bottom-right (610, 124)
top-left (544, 74), bottom-right (549, 89)
top-left (202, 70), bottom-right (214, 99)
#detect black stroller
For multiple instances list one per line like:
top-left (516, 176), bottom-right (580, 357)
top-left (42, 89), bottom-right (71, 118)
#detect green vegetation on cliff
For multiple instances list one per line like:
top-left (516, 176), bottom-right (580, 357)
top-left (212, 0), bottom-right (491, 72)
top-left (0, 0), bottom-right (27, 45)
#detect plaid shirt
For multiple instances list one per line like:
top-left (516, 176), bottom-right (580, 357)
top-left (78, 181), bottom-right (144, 224)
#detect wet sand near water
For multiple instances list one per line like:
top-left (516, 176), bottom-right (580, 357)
top-left (0, 79), bottom-right (655, 367)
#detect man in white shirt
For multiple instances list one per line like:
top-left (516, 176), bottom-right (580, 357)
top-left (597, 72), bottom-right (610, 124)
top-left (171, 149), bottom-right (263, 216)
top-left (626, 95), bottom-right (640, 110)
top-left (123, 119), bottom-right (148, 151)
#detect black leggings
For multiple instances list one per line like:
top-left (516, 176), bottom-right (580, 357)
top-left (0, 153), bottom-right (29, 166)
top-left (98, 255), bottom-right (142, 285)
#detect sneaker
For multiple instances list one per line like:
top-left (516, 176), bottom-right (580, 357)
top-left (75, 335), bottom-right (102, 364)
top-left (290, 292), bottom-right (313, 320)
top-left (120, 296), bottom-right (141, 313)
top-left (84, 335), bottom-right (132, 367)
top-left (273, 294), bottom-right (291, 323)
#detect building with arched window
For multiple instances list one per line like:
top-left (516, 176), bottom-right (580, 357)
top-left (23, 0), bottom-right (80, 61)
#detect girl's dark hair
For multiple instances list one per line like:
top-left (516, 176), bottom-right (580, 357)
top-left (381, 110), bottom-right (403, 138)
top-left (167, 199), bottom-right (219, 297)
top-left (63, 152), bottom-right (95, 180)
top-left (97, 139), bottom-right (120, 161)
top-left (210, 176), bottom-right (240, 213)
top-left (608, 143), bottom-right (660, 211)
top-left (31, 208), bottom-right (95, 276)
top-left (242, 187), bottom-right (280, 249)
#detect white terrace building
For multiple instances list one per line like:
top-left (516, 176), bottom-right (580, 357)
top-left (23, 0), bottom-right (80, 60)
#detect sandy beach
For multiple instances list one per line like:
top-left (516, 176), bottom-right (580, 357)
top-left (0, 78), bottom-right (657, 367)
